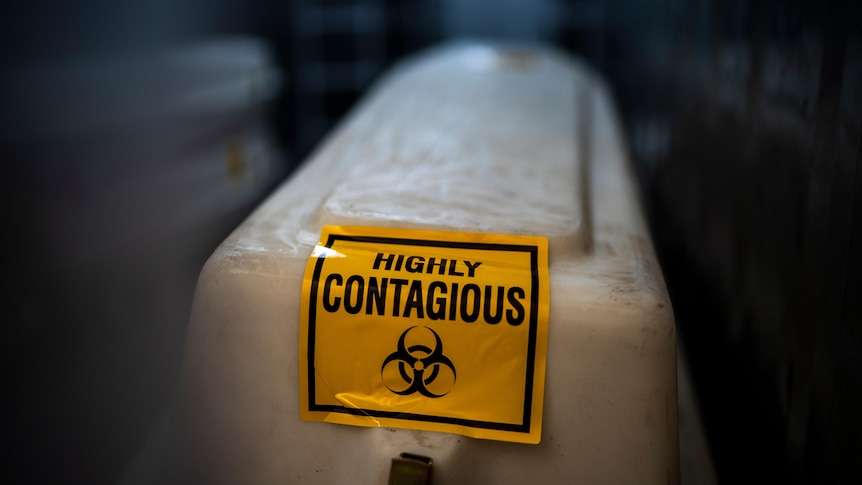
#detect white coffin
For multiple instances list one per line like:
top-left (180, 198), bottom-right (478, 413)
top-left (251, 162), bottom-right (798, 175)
top-left (171, 43), bottom-right (678, 484)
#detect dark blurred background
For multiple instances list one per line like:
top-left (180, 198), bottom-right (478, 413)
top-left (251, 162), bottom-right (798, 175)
top-left (1, 0), bottom-right (859, 483)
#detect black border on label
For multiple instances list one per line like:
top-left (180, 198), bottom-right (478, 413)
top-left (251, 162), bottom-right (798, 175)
top-left (306, 233), bottom-right (541, 434)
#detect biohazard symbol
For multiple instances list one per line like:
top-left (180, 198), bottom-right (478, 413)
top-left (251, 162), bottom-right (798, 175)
top-left (381, 326), bottom-right (456, 398)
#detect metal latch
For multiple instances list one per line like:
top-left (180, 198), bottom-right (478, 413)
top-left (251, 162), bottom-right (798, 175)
top-left (388, 452), bottom-right (433, 485)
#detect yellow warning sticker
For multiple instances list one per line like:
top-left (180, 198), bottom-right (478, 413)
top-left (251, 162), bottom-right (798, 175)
top-left (299, 226), bottom-right (550, 444)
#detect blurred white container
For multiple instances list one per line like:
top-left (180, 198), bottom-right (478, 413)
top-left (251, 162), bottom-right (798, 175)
top-left (0, 38), bottom-right (287, 483)
top-left (2, 36), bottom-right (286, 270)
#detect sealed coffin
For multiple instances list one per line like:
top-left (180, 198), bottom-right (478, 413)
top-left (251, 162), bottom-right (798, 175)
top-left (172, 43), bottom-right (678, 484)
